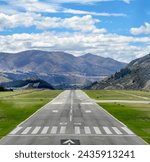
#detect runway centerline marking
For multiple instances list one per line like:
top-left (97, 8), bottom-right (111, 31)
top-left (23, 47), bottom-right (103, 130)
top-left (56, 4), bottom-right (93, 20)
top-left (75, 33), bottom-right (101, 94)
top-left (69, 114), bottom-right (72, 122)
top-left (69, 92), bottom-right (73, 122)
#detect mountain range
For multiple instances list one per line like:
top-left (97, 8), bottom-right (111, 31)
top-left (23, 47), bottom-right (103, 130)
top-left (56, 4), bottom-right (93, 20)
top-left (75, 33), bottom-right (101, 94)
top-left (0, 50), bottom-right (126, 89)
top-left (89, 53), bottom-right (150, 90)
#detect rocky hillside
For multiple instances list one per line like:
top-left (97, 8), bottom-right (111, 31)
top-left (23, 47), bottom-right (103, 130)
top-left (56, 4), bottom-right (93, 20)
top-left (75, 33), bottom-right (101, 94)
top-left (0, 78), bottom-right (54, 89)
top-left (89, 53), bottom-right (150, 90)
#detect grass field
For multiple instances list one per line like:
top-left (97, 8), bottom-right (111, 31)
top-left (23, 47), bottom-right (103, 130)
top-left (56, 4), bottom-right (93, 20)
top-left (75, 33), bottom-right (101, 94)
top-left (84, 90), bottom-right (150, 144)
top-left (0, 90), bottom-right (62, 139)
top-left (98, 103), bottom-right (150, 144)
top-left (84, 90), bottom-right (150, 100)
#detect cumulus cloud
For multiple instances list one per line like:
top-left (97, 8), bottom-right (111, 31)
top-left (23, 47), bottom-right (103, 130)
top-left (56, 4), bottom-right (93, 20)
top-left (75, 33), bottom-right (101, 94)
top-left (0, 13), bottom-right (105, 33)
top-left (0, 0), bottom-right (130, 15)
top-left (130, 22), bottom-right (150, 35)
top-left (1, 32), bottom-right (150, 62)
top-left (0, 13), bottom-right (35, 31)
top-left (4, 0), bottom-right (59, 13)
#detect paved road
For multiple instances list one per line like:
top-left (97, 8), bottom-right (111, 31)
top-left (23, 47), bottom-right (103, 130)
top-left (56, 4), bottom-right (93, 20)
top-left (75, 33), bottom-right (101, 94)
top-left (0, 90), bottom-right (146, 145)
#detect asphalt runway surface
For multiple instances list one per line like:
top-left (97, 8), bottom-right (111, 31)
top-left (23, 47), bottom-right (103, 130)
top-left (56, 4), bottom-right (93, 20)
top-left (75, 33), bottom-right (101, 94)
top-left (0, 90), bottom-right (146, 145)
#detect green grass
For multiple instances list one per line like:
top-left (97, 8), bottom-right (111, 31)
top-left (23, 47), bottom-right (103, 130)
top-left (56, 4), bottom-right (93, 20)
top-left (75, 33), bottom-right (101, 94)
top-left (84, 90), bottom-right (150, 144)
top-left (0, 90), bottom-right (62, 139)
top-left (84, 90), bottom-right (150, 100)
top-left (98, 102), bottom-right (150, 144)
top-left (0, 89), bottom-right (32, 97)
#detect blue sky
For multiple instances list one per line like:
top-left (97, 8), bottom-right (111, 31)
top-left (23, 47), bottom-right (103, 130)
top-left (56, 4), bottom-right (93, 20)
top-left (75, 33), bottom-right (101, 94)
top-left (0, 0), bottom-right (150, 62)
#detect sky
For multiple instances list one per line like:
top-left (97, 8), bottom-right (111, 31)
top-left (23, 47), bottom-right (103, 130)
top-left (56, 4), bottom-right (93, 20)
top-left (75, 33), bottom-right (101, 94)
top-left (0, 0), bottom-right (150, 62)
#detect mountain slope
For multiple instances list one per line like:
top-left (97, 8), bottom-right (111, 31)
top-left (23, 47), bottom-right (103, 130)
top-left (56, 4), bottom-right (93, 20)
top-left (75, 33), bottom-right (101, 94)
top-left (0, 50), bottom-right (126, 87)
top-left (0, 73), bottom-right (13, 83)
top-left (0, 78), bottom-right (54, 89)
top-left (0, 50), bottom-right (126, 75)
top-left (89, 53), bottom-right (150, 90)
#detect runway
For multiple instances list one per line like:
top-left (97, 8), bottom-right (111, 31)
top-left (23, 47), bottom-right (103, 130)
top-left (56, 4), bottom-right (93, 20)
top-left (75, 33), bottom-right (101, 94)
top-left (0, 90), bottom-right (146, 145)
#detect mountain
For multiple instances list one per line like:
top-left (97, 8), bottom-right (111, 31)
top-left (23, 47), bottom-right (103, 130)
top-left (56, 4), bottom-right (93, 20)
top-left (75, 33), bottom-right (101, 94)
top-left (0, 73), bottom-right (13, 83)
top-left (0, 50), bottom-right (126, 88)
top-left (78, 53), bottom-right (126, 76)
top-left (88, 53), bottom-right (150, 90)
top-left (0, 78), bottom-right (54, 89)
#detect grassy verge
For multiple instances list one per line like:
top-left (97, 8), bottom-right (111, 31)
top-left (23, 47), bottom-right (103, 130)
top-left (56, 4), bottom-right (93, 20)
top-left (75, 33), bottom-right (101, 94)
top-left (98, 102), bottom-right (150, 144)
top-left (0, 90), bottom-right (62, 139)
top-left (84, 90), bottom-right (150, 100)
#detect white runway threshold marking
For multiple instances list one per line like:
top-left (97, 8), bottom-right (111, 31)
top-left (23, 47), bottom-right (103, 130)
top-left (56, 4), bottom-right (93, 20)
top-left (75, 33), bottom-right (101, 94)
top-left (9, 127), bottom-right (22, 135)
top-left (41, 127), bottom-right (49, 134)
top-left (31, 127), bottom-right (41, 134)
top-left (8, 125), bottom-right (136, 136)
top-left (93, 127), bottom-right (101, 134)
top-left (84, 127), bottom-right (91, 134)
top-left (112, 127), bottom-right (123, 135)
top-left (50, 126), bottom-right (58, 134)
top-left (75, 126), bottom-right (80, 134)
top-left (121, 127), bottom-right (134, 135)
top-left (21, 127), bottom-right (32, 134)
top-left (60, 126), bottom-right (66, 134)
top-left (103, 127), bottom-right (112, 134)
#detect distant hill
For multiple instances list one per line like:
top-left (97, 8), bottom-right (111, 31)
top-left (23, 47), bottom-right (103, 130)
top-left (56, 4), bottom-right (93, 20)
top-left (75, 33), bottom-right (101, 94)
top-left (0, 78), bottom-right (54, 89)
top-left (0, 73), bottom-right (13, 83)
top-left (0, 50), bottom-right (126, 88)
top-left (88, 53), bottom-right (150, 90)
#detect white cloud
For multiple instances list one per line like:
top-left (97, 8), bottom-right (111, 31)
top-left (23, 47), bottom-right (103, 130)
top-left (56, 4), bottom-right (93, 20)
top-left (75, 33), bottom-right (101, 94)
top-left (5, 0), bottom-right (59, 13)
top-left (0, 0), bottom-right (127, 17)
top-left (0, 13), bottom-right (105, 33)
top-left (130, 22), bottom-right (150, 35)
top-left (63, 8), bottom-right (126, 17)
top-left (1, 32), bottom-right (150, 63)
top-left (0, 13), bottom-right (35, 31)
